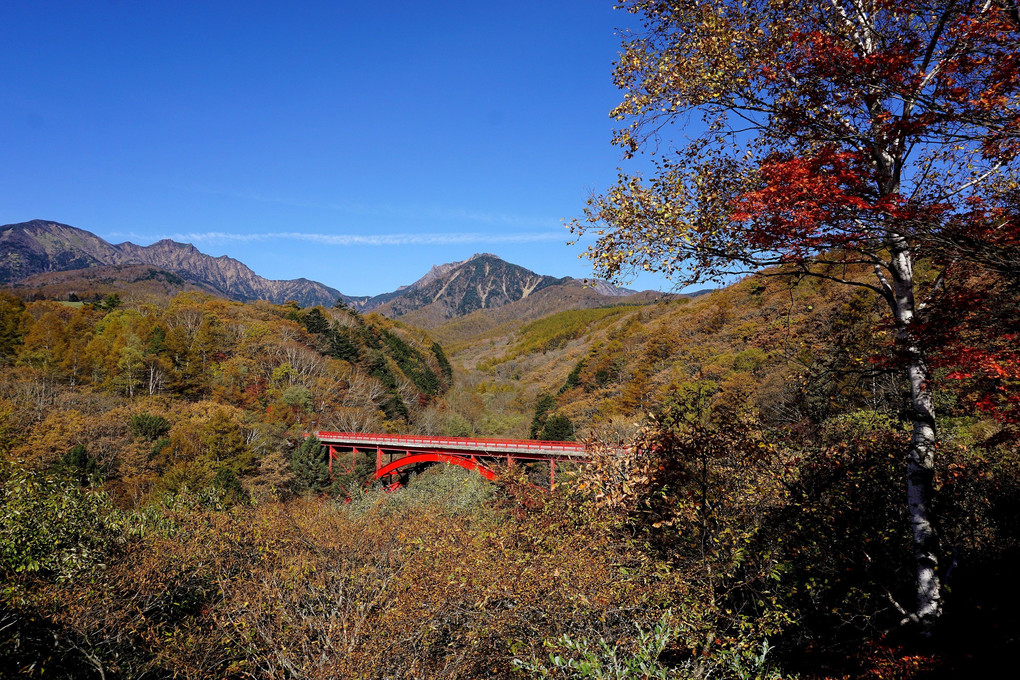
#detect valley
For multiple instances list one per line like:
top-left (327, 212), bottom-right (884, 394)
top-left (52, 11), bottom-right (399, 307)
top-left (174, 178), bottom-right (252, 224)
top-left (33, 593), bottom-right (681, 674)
top-left (1, 222), bottom-right (1016, 677)
top-left (4, 0), bottom-right (1018, 677)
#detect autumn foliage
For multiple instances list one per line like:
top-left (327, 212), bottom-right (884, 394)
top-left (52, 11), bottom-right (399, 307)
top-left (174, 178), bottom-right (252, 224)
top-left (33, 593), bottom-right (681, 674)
top-left (572, 0), bottom-right (1020, 636)
top-left (2, 1), bottom-right (1019, 675)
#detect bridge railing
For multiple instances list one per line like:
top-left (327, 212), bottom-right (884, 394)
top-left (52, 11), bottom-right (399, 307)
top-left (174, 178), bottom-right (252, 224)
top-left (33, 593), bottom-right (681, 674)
top-left (314, 431), bottom-right (587, 455)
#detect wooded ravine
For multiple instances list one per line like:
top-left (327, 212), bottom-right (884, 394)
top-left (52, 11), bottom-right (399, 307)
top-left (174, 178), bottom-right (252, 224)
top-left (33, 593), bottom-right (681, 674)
top-left (3, 0), bottom-right (1019, 677)
top-left (1, 247), bottom-right (1017, 678)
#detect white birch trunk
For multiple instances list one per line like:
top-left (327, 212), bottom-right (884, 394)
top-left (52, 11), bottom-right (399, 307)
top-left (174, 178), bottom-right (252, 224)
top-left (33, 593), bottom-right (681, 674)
top-left (872, 76), bottom-right (943, 630)
top-left (887, 244), bottom-right (942, 635)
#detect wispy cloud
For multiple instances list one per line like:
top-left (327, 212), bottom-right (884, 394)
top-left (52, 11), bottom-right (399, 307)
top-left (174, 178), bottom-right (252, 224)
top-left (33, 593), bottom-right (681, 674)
top-left (158, 231), bottom-right (567, 246)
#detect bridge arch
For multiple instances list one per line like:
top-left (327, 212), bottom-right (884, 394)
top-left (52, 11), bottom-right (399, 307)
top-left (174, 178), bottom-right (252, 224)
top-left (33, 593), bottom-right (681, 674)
top-left (371, 452), bottom-right (498, 482)
top-left (316, 431), bottom-right (587, 489)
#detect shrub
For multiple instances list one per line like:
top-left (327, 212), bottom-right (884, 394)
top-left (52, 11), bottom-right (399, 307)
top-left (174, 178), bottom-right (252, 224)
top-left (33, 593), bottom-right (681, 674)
top-left (576, 392), bottom-right (793, 645)
top-left (0, 461), bottom-right (117, 579)
top-left (514, 614), bottom-right (788, 679)
top-left (350, 465), bottom-right (495, 517)
top-left (513, 615), bottom-right (679, 679)
top-left (53, 443), bottom-right (101, 485)
top-left (129, 413), bottom-right (171, 441)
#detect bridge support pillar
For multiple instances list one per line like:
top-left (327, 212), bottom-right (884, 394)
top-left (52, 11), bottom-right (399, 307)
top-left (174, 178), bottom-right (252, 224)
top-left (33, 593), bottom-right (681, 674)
top-left (328, 445), bottom-right (336, 476)
top-left (550, 460), bottom-right (556, 489)
top-left (376, 446), bottom-right (383, 476)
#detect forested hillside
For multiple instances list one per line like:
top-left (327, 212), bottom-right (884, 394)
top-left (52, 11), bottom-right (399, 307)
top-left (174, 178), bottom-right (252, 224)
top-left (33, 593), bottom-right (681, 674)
top-left (438, 260), bottom-right (1018, 453)
top-left (2, 0), bottom-right (1019, 675)
top-left (2, 260), bottom-right (1016, 678)
top-left (0, 291), bottom-right (451, 506)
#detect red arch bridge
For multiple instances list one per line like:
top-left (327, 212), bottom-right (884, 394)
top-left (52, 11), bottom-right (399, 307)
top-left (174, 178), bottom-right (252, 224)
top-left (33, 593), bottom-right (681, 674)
top-left (313, 431), bottom-right (590, 487)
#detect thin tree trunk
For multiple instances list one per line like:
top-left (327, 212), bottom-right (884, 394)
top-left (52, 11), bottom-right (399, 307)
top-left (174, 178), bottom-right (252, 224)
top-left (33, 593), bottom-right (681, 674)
top-left (887, 246), bottom-right (942, 635)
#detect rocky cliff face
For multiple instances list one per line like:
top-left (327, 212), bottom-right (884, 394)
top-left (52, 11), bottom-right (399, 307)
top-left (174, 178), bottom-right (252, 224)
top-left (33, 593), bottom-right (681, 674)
top-left (0, 220), bottom-right (341, 307)
top-left (582, 279), bottom-right (638, 297)
top-left (343, 254), bottom-right (487, 312)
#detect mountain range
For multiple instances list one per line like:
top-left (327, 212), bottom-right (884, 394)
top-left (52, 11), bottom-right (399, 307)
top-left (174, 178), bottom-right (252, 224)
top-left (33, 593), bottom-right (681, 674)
top-left (1, 220), bottom-right (341, 307)
top-left (1, 219), bottom-right (651, 319)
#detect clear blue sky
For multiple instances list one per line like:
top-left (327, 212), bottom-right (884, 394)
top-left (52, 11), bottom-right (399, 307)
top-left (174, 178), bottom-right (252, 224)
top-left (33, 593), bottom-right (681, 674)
top-left (1, 1), bottom-right (675, 296)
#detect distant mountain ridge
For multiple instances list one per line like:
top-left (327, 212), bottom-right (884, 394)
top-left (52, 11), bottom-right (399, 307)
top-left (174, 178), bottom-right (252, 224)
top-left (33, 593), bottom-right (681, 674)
top-left (2, 220), bottom-right (658, 320)
top-left (1, 220), bottom-right (341, 307)
top-left (344, 253), bottom-right (508, 311)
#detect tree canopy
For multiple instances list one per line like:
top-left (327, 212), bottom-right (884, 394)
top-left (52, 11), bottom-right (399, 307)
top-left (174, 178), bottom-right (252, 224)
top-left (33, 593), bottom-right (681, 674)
top-left (573, 0), bottom-right (1020, 635)
top-left (576, 0), bottom-right (1018, 286)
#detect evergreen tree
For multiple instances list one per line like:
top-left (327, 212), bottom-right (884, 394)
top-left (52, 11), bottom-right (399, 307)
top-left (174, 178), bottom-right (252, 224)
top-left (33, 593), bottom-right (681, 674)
top-left (129, 413), bottom-right (171, 441)
top-left (327, 326), bottom-right (362, 363)
top-left (55, 444), bottom-right (100, 486)
top-left (530, 394), bottom-right (556, 439)
top-left (432, 341), bottom-right (453, 383)
top-left (540, 414), bottom-right (574, 442)
top-left (289, 434), bottom-right (330, 494)
top-left (211, 467), bottom-right (248, 505)
top-left (302, 307), bottom-right (329, 334)
top-left (559, 359), bottom-right (585, 394)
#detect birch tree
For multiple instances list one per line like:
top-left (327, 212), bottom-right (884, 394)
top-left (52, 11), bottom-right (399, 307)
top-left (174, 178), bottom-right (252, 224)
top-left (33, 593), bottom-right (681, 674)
top-left (573, 0), bottom-right (1019, 634)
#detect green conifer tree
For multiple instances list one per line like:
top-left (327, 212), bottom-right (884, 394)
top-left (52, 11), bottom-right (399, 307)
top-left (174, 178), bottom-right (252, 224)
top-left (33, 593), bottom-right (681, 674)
top-left (290, 434), bottom-right (330, 494)
top-left (540, 414), bottom-right (574, 442)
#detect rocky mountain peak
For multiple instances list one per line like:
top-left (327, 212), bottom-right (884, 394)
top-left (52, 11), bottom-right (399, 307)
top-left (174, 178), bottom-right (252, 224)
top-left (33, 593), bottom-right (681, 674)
top-left (373, 253), bottom-right (567, 321)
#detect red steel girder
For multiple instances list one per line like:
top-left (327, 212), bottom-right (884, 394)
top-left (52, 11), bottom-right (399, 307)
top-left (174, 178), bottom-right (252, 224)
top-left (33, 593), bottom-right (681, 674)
top-left (372, 452), bottom-right (498, 482)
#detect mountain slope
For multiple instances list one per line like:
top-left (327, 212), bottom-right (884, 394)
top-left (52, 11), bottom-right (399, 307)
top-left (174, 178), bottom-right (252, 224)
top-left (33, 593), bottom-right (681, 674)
top-left (1, 220), bottom-right (341, 306)
top-left (9, 264), bottom-right (219, 300)
top-left (363, 253), bottom-right (566, 321)
top-left (415, 279), bottom-right (668, 344)
top-left (0, 220), bottom-right (126, 281)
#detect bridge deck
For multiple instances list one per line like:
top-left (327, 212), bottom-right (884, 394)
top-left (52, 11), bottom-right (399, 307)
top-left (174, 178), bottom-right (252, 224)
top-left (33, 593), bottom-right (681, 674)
top-left (314, 431), bottom-right (589, 461)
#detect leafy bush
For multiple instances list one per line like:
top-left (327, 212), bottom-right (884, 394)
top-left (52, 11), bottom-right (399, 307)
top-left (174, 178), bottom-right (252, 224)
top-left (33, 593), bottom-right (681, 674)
top-left (280, 385), bottom-right (313, 412)
top-left (513, 615), bottom-right (679, 679)
top-left (0, 461), bottom-right (117, 579)
top-left (349, 464), bottom-right (494, 517)
top-left (577, 391), bottom-right (793, 644)
top-left (514, 614), bottom-right (787, 680)
top-left (733, 348), bottom-right (768, 373)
